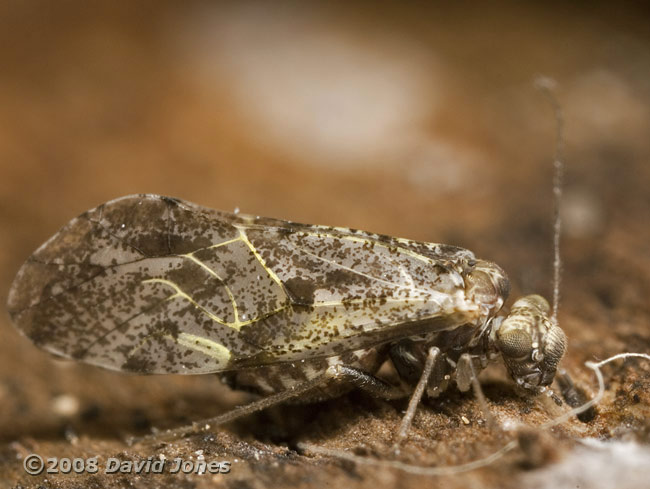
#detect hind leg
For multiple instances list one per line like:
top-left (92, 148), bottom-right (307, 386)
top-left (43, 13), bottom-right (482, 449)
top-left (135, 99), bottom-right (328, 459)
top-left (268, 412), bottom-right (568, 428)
top-left (132, 362), bottom-right (406, 445)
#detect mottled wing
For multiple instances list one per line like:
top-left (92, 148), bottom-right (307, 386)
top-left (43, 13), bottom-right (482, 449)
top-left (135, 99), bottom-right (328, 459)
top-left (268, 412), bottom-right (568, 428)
top-left (8, 195), bottom-right (265, 374)
top-left (7, 195), bottom-right (480, 374)
top-left (233, 220), bottom-right (482, 363)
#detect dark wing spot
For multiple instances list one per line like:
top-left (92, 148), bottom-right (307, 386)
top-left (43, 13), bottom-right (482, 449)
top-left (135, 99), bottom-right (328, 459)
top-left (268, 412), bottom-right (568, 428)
top-left (325, 268), bottom-right (369, 287)
top-left (122, 355), bottom-right (156, 374)
top-left (284, 276), bottom-right (317, 305)
top-left (159, 320), bottom-right (180, 340)
top-left (161, 196), bottom-right (182, 207)
top-left (276, 226), bottom-right (295, 237)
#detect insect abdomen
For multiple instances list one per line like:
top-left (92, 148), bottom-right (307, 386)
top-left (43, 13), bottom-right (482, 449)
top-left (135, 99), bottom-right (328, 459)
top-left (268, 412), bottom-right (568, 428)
top-left (222, 348), bottom-right (387, 401)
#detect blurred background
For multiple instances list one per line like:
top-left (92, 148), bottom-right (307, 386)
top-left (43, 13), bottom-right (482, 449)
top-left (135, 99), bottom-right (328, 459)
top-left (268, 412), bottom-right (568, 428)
top-left (1, 1), bottom-right (649, 487)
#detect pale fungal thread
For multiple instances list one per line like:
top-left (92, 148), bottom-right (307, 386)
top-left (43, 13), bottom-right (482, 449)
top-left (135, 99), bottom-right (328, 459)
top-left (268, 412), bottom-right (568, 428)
top-left (297, 353), bottom-right (650, 476)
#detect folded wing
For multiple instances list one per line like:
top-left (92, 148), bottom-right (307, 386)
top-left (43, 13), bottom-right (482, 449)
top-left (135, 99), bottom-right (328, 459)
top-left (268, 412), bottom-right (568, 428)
top-left (7, 195), bottom-right (479, 374)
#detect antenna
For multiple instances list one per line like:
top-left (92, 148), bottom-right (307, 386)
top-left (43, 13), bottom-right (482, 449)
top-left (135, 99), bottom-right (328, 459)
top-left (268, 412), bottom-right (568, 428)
top-left (534, 77), bottom-right (564, 326)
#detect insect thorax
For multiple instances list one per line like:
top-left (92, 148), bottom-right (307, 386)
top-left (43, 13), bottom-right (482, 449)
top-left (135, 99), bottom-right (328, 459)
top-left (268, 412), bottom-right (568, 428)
top-left (224, 259), bottom-right (517, 399)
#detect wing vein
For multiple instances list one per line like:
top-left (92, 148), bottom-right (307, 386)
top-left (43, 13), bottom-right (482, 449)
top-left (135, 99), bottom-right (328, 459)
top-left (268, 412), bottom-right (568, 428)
top-left (83, 214), bottom-right (148, 257)
top-left (10, 257), bottom-right (150, 314)
top-left (284, 240), bottom-right (433, 296)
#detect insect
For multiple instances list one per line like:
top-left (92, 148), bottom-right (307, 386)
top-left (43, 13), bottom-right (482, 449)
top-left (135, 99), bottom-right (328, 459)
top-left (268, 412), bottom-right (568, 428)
top-left (6, 194), bottom-right (567, 439)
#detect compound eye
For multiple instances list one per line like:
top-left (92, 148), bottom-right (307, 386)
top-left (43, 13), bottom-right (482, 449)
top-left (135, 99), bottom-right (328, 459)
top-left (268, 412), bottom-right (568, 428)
top-left (497, 330), bottom-right (533, 359)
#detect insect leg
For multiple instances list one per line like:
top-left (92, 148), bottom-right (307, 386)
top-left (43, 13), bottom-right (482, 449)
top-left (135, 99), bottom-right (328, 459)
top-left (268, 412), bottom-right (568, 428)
top-left (556, 369), bottom-right (597, 422)
top-left (393, 346), bottom-right (440, 450)
top-left (129, 368), bottom-right (338, 445)
top-left (457, 353), bottom-right (496, 429)
top-left (130, 364), bottom-right (405, 446)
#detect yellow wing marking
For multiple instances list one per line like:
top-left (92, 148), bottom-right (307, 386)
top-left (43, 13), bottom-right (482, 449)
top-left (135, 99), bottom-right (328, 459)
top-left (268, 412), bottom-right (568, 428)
top-left (174, 232), bottom-right (290, 330)
top-left (175, 333), bottom-right (231, 365)
top-left (124, 330), bottom-right (231, 367)
top-left (206, 236), bottom-right (244, 250)
top-left (142, 278), bottom-right (284, 331)
top-left (181, 253), bottom-right (242, 324)
top-left (236, 227), bottom-right (286, 290)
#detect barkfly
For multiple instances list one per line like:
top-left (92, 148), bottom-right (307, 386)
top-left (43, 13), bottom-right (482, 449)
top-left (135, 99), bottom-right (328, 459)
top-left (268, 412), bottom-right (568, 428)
top-left (7, 191), bottom-right (568, 443)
